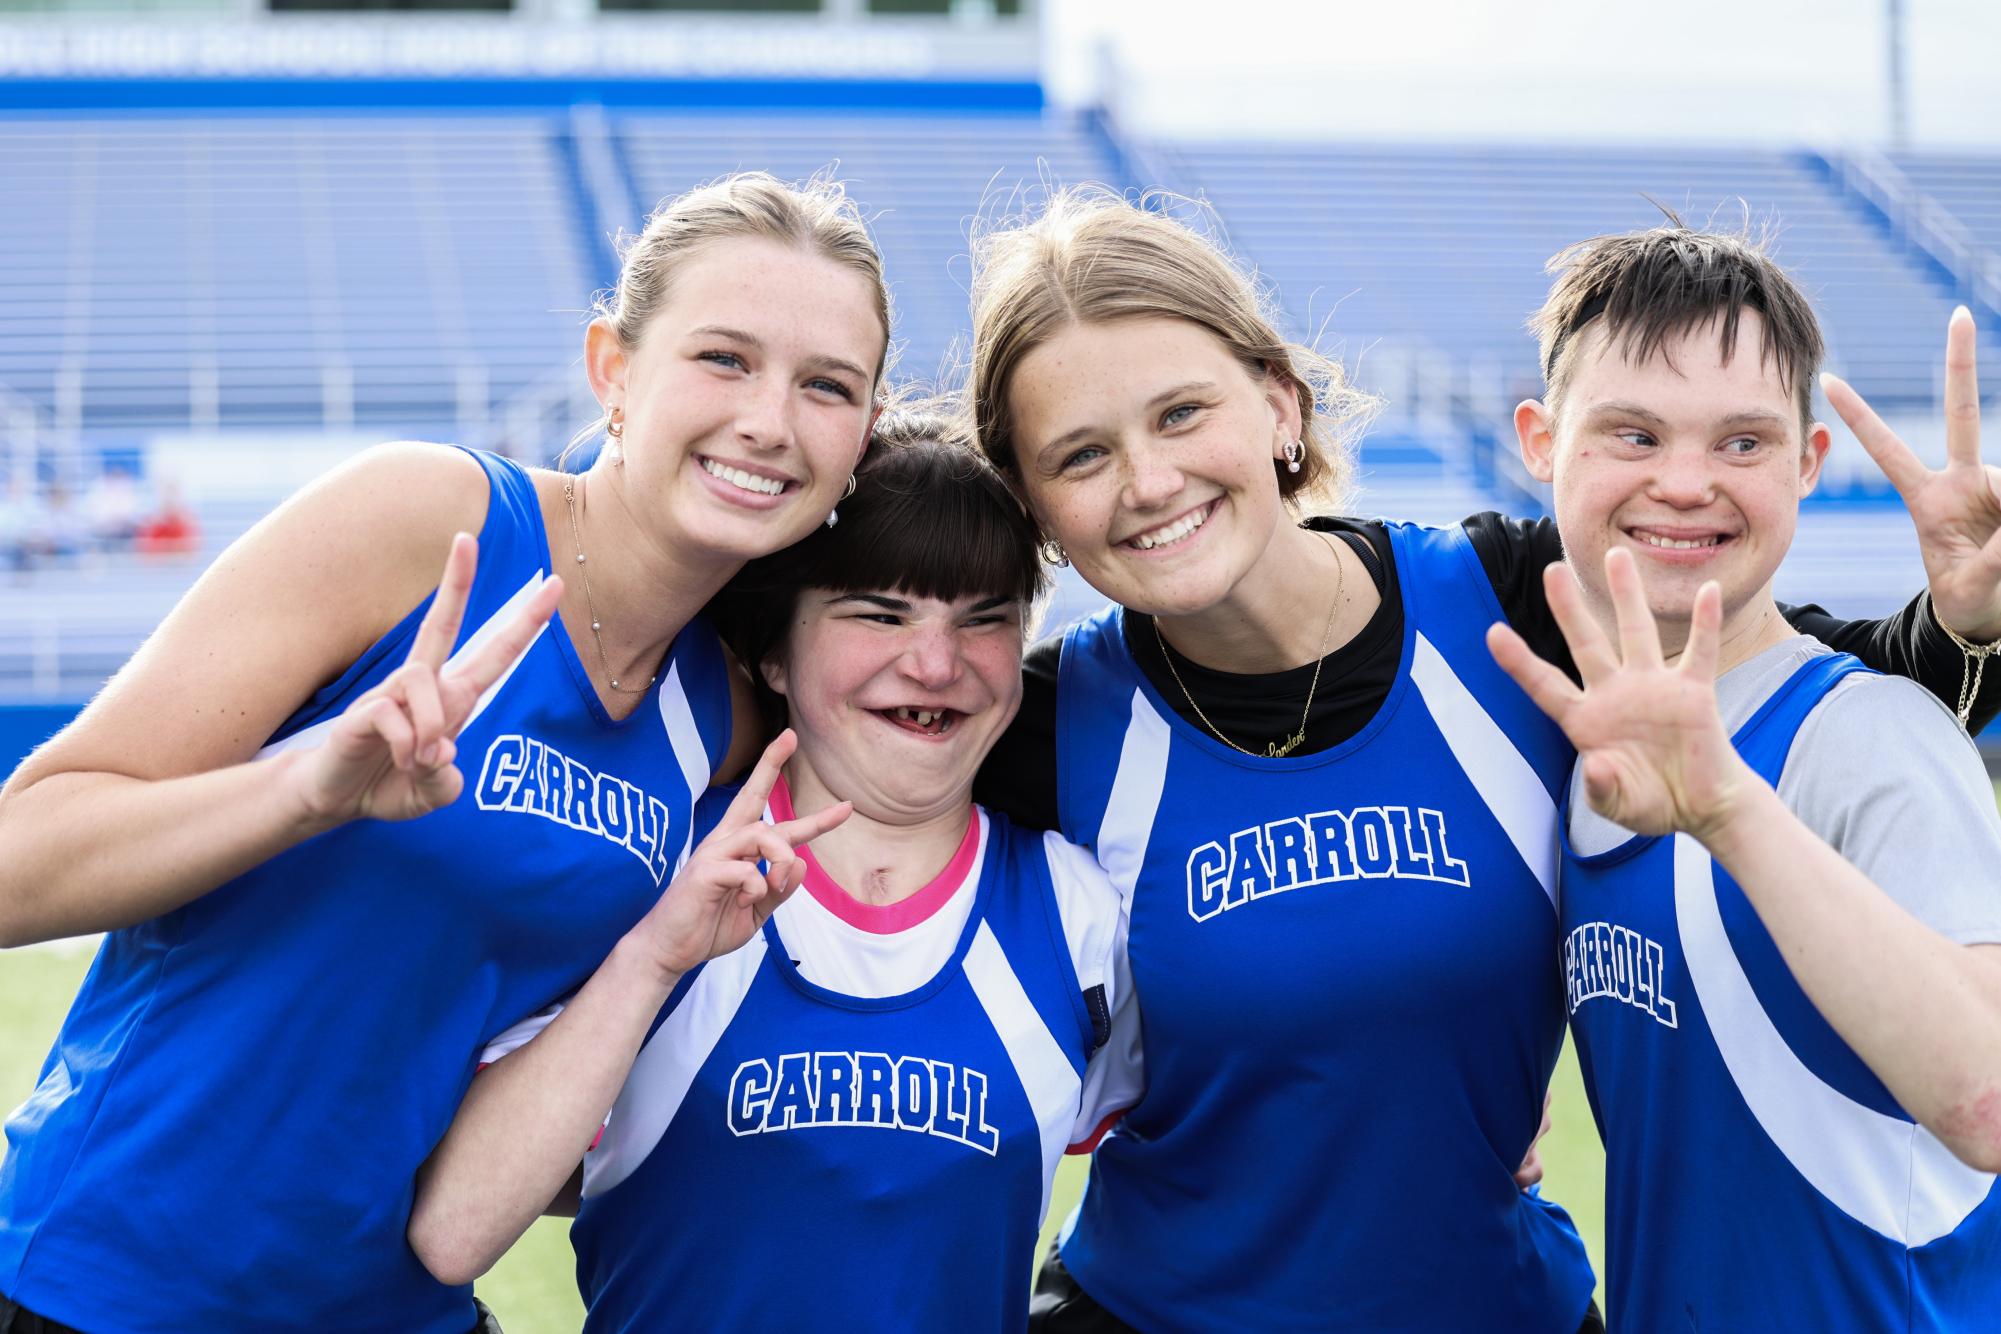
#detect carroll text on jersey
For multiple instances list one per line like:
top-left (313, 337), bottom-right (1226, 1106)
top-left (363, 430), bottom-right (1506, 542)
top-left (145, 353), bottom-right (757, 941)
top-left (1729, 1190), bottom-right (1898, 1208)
top-left (1186, 804), bottom-right (1471, 922)
top-left (473, 733), bottom-right (675, 884)
top-left (727, 1051), bottom-right (1001, 1156)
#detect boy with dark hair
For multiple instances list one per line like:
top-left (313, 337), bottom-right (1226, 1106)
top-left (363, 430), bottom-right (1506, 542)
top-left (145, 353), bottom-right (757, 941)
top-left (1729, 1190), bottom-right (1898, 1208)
top-left (1493, 221), bottom-right (2001, 1330)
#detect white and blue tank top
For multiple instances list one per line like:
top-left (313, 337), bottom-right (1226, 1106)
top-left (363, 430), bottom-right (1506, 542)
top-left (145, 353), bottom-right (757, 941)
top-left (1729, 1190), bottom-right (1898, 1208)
top-left (0, 450), bottom-right (733, 1334)
top-left (1052, 522), bottom-right (1595, 1332)
top-left (508, 784), bottom-right (1131, 1333)
top-left (1563, 652), bottom-right (2001, 1329)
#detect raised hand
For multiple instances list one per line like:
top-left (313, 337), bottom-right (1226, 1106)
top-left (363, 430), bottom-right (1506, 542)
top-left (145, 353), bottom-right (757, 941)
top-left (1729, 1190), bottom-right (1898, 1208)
top-left (627, 730), bottom-right (852, 980)
top-left (294, 533), bottom-right (564, 826)
top-left (1824, 306), bottom-right (2001, 643)
top-left (1486, 550), bottom-right (1753, 841)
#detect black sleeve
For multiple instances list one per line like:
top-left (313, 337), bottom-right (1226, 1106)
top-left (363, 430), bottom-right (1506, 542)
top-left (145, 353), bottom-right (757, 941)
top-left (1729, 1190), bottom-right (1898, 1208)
top-left (974, 633), bottom-right (1063, 832)
top-left (1461, 511), bottom-right (1575, 675)
top-left (1782, 594), bottom-right (2001, 732)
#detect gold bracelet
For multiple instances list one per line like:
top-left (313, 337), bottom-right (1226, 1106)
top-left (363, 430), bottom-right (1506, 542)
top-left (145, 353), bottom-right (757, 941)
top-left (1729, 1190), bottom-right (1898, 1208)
top-left (1927, 593), bottom-right (2001, 729)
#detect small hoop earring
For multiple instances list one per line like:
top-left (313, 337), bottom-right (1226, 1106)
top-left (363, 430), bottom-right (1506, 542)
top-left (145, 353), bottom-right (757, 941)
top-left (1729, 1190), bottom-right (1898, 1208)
top-left (1281, 438), bottom-right (1304, 474)
top-left (844, 474), bottom-right (858, 498)
top-left (606, 409), bottom-right (624, 440)
top-left (1039, 540), bottom-right (1070, 568)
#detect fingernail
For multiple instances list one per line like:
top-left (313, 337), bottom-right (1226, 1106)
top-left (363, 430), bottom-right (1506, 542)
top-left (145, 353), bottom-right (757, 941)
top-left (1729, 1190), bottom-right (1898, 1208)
top-left (420, 743), bottom-right (439, 766)
top-left (1956, 304), bottom-right (1972, 322)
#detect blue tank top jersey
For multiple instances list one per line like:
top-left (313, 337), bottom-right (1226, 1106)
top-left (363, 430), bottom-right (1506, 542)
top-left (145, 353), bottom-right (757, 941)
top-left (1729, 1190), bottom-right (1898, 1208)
top-left (557, 800), bottom-right (1127, 1334)
top-left (0, 450), bottom-right (733, 1334)
top-left (1562, 653), bottom-right (2001, 1330)
top-left (1053, 522), bottom-right (1595, 1333)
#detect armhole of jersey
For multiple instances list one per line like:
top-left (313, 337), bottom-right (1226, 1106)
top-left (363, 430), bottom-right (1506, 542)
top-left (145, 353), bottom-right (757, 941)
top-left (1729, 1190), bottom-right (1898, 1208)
top-left (1039, 829), bottom-right (1122, 1059)
top-left (1053, 625), bottom-right (1083, 843)
top-left (1439, 520), bottom-right (1517, 633)
top-left (266, 449), bottom-right (508, 745)
top-left (1766, 656), bottom-right (1875, 779)
top-left (677, 616), bottom-right (734, 778)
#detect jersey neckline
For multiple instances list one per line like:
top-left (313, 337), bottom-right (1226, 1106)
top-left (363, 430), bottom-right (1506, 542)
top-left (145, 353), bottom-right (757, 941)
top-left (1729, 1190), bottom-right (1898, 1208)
top-left (771, 775), bottom-right (980, 934)
top-left (758, 793), bottom-right (995, 1013)
top-left (498, 452), bottom-right (667, 731)
top-left (1100, 519), bottom-right (1420, 771)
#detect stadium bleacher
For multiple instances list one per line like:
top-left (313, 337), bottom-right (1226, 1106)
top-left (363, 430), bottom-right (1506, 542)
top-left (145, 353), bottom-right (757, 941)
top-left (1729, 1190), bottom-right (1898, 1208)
top-left (1162, 142), bottom-right (1999, 411)
top-left (3, 108), bottom-right (2000, 695)
top-left (0, 117), bottom-right (591, 435)
top-left (1894, 152), bottom-right (2001, 258)
top-left (615, 113), bottom-right (1117, 384)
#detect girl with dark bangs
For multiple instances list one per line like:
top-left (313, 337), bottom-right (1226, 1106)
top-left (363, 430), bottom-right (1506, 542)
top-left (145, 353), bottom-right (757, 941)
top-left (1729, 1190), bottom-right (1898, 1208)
top-left (407, 405), bottom-right (1140, 1334)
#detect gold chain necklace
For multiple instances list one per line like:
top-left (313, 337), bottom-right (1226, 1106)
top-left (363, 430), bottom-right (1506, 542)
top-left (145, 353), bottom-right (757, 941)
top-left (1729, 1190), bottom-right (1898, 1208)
top-left (562, 476), bottom-right (657, 696)
top-left (1154, 531), bottom-right (1346, 759)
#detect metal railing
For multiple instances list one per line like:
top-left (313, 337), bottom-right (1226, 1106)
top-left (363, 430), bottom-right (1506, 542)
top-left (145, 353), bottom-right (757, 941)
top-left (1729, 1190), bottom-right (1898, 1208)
top-left (1828, 145), bottom-right (2001, 320)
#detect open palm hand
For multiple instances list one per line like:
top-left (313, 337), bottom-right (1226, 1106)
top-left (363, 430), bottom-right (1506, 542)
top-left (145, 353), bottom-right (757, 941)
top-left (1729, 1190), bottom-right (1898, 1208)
top-left (1488, 550), bottom-right (1755, 841)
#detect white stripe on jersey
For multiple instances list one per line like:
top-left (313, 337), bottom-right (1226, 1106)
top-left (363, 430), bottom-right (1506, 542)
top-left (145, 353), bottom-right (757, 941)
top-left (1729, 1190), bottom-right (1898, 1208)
top-left (1410, 632), bottom-right (1558, 909)
top-left (962, 920), bottom-right (1084, 1225)
top-left (1095, 687), bottom-right (1171, 905)
top-left (659, 659), bottom-right (714, 877)
top-left (258, 570), bottom-right (552, 758)
top-left (1042, 830), bottom-right (1142, 1142)
top-left (584, 935), bottom-right (769, 1198)
top-left (1675, 834), bottom-right (1996, 1244)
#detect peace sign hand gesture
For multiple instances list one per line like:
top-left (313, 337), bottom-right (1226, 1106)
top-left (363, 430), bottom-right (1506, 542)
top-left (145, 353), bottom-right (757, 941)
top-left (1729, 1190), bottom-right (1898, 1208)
top-left (626, 730), bottom-right (852, 981)
top-left (1487, 550), bottom-right (1757, 842)
top-left (1824, 306), bottom-right (2001, 644)
top-left (291, 533), bottom-right (564, 828)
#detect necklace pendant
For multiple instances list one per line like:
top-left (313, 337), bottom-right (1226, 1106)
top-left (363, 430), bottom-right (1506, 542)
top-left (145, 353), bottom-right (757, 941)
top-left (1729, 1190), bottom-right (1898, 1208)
top-left (1264, 729), bottom-right (1305, 759)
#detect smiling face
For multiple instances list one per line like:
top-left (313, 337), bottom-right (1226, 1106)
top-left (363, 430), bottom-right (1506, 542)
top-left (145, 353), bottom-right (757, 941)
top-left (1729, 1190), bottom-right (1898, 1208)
top-left (1521, 311), bottom-right (1831, 652)
top-left (591, 236), bottom-right (885, 564)
top-left (1004, 316), bottom-right (1303, 618)
top-left (762, 588), bottom-right (1026, 824)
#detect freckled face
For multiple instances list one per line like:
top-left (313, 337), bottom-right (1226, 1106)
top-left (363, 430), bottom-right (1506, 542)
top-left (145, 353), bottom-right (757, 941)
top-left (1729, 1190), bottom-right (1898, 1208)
top-left (1005, 317), bottom-right (1297, 618)
top-left (764, 589), bottom-right (1025, 823)
top-left (1542, 313), bottom-right (1827, 635)
top-left (613, 238), bottom-right (885, 562)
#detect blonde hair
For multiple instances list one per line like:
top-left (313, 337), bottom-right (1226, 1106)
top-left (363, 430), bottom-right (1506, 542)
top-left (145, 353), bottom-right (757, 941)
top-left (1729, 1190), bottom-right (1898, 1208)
top-left (968, 186), bottom-right (1377, 511)
top-left (577, 170), bottom-right (894, 449)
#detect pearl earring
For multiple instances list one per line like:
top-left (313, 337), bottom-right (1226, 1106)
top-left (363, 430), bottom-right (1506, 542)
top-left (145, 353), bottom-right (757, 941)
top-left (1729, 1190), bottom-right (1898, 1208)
top-left (826, 473), bottom-right (857, 529)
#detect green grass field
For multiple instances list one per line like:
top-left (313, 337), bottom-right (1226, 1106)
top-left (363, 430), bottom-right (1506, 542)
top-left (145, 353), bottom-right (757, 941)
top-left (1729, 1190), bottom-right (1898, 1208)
top-left (0, 940), bottom-right (1608, 1333)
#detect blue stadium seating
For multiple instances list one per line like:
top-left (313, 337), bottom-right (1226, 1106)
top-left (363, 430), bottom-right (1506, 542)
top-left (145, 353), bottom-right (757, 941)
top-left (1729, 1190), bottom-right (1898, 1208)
top-left (0, 116), bottom-right (592, 434)
top-left (1893, 151), bottom-right (2001, 258)
top-left (1160, 142), bottom-right (1998, 411)
top-left (613, 113), bottom-right (1116, 386)
top-left (3, 111), bottom-right (2000, 695)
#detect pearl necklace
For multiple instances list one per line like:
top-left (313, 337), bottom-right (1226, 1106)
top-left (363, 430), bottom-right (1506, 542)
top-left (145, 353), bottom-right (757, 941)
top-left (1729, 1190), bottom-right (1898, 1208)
top-left (562, 476), bottom-right (656, 696)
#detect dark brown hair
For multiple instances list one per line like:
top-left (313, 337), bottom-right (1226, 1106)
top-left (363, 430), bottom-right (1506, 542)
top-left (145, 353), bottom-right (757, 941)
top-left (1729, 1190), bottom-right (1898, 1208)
top-left (708, 401), bottom-right (1048, 728)
top-left (1529, 214), bottom-right (1825, 439)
